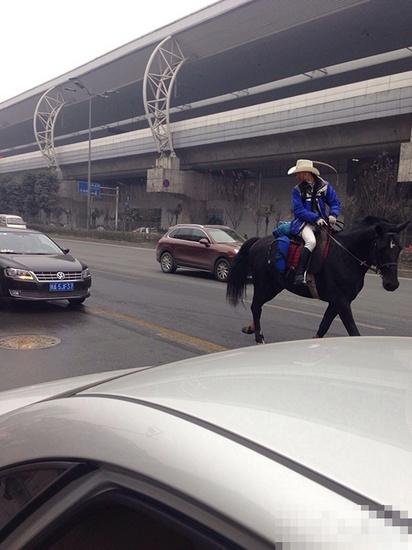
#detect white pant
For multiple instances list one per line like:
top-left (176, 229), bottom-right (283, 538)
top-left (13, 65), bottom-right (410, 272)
top-left (300, 224), bottom-right (316, 252)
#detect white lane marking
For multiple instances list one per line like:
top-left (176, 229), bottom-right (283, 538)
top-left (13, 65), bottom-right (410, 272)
top-left (93, 268), bottom-right (385, 330)
top-left (54, 237), bottom-right (155, 252)
top-left (56, 239), bottom-right (412, 281)
top-left (245, 300), bottom-right (384, 331)
top-left (90, 267), bottom-right (222, 290)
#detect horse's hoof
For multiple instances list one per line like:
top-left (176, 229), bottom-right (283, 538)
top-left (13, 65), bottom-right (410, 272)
top-left (313, 333), bottom-right (321, 338)
top-left (242, 325), bottom-right (255, 335)
top-left (255, 334), bottom-right (265, 344)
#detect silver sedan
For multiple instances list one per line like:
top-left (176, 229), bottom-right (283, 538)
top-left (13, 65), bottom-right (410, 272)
top-left (0, 336), bottom-right (411, 549)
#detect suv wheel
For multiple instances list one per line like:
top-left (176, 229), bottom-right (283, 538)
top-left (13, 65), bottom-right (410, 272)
top-left (160, 252), bottom-right (177, 273)
top-left (214, 258), bottom-right (230, 282)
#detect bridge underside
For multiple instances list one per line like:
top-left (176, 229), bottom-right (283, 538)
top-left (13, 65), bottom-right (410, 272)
top-left (59, 115), bottom-right (411, 181)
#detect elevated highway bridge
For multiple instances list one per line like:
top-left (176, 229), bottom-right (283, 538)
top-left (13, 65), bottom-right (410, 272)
top-left (1, 0), bottom-right (412, 232)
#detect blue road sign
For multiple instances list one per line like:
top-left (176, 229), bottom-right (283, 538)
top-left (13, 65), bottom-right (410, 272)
top-left (78, 181), bottom-right (101, 197)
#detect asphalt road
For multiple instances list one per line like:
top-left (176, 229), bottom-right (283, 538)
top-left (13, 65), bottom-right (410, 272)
top-left (0, 237), bottom-right (411, 391)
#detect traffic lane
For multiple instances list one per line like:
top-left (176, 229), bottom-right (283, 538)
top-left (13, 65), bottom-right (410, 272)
top-left (58, 237), bottom-right (412, 325)
top-left (88, 266), bottom-right (379, 347)
top-left (54, 243), bottom-right (405, 348)
top-left (0, 300), bottom-right (198, 392)
top-left (1, 238), bottom-right (409, 392)
top-left (56, 237), bottom-right (411, 340)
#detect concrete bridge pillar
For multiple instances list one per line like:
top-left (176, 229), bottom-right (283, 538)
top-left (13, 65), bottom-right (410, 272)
top-left (398, 125), bottom-right (412, 182)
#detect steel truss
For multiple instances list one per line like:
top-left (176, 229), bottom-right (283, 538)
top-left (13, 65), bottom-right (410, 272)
top-left (143, 36), bottom-right (186, 156)
top-left (33, 86), bottom-right (66, 169)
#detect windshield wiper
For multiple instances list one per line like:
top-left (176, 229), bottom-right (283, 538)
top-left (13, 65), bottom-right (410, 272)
top-left (0, 251), bottom-right (22, 254)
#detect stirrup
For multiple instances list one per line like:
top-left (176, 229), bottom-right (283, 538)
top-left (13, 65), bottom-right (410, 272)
top-left (294, 272), bottom-right (307, 286)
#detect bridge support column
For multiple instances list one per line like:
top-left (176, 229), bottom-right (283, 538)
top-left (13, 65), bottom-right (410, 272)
top-left (147, 155), bottom-right (211, 200)
top-left (398, 125), bottom-right (412, 182)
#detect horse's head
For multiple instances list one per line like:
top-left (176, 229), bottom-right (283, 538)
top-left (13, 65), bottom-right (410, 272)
top-left (371, 220), bottom-right (410, 291)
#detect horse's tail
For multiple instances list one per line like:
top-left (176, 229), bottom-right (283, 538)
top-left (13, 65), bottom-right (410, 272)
top-left (226, 237), bottom-right (259, 307)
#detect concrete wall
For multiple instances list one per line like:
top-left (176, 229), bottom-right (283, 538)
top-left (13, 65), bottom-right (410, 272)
top-left (100, 167), bottom-right (348, 237)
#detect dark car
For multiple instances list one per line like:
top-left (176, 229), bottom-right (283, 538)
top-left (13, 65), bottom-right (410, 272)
top-left (0, 229), bottom-right (91, 305)
top-left (156, 224), bottom-right (245, 282)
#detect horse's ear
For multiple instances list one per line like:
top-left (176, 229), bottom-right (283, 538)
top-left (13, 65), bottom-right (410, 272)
top-left (395, 221), bottom-right (410, 233)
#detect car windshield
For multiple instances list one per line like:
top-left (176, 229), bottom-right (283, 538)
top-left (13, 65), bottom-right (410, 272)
top-left (207, 228), bottom-right (244, 243)
top-left (6, 217), bottom-right (25, 225)
top-left (0, 232), bottom-right (62, 254)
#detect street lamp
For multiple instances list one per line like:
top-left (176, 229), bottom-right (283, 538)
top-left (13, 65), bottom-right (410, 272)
top-left (67, 78), bottom-right (118, 230)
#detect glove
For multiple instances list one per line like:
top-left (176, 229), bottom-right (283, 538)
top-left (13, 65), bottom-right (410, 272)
top-left (328, 215), bottom-right (337, 225)
top-left (316, 218), bottom-right (327, 227)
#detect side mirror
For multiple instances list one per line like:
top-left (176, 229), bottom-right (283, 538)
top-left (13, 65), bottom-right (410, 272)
top-left (63, 248), bottom-right (70, 254)
top-left (199, 238), bottom-right (210, 247)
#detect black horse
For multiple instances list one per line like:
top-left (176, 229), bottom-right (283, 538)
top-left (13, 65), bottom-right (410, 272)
top-left (227, 216), bottom-right (409, 343)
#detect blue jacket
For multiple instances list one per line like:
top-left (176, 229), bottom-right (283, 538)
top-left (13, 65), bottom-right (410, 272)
top-left (290, 178), bottom-right (341, 234)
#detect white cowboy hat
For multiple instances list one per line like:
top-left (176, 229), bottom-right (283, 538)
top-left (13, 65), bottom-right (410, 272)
top-left (287, 159), bottom-right (320, 176)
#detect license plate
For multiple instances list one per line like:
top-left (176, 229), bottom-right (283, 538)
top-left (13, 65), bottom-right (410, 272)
top-left (49, 282), bottom-right (75, 292)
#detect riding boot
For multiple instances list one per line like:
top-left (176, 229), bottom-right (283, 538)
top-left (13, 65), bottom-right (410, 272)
top-left (294, 247), bottom-right (312, 285)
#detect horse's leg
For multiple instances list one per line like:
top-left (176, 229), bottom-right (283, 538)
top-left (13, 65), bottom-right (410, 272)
top-left (336, 301), bottom-right (361, 336)
top-left (251, 296), bottom-right (265, 344)
top-left (315, 303), bottom-right (338, 338)
top-left (250, 286), bottom-right (282, 344)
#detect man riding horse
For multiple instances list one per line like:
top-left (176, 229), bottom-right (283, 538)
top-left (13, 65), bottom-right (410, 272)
top-left (288, 159), bottom-right (341, 285)
top-left (227, 158), bottom-right (409, 344)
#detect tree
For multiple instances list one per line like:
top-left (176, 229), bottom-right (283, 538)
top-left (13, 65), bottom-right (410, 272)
top-left (348, 153), bottom-right (411, 224)
top-left (0, 170), bottom-right (60, 223)
top-left (0, 174), bottom-right (23, 214)
top-left (33, 171), bottom-right (60, 222)
top-left (212, 170), bottom-right (255, 229)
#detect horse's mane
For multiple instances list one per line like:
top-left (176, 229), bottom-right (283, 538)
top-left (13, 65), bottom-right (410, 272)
top-left (358, 215), bottom-right (390, 226)
top-left (336, 216), bottom-right (394, 242)
top-left (339, 215), bottom-right (391, 236)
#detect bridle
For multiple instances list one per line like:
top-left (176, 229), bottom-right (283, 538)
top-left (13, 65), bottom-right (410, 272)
top-left (374, 232), bottom-right (399, 273)
top-left (326, 228), bottom-right (399, 276)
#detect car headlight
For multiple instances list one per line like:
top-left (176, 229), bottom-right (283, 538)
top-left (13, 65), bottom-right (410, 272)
top-left (81, 267), bottom-right (91, 279)
top-left (233, 248), bottom-right (240, 253)
top-left (4, 268), bottom-right (35, 281)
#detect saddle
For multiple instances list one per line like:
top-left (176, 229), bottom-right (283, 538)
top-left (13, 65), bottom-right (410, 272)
top-left (268, 230), bottom-right (331, 299)
top-left (289, 229), bottom-right (331, 274)
top-left (269, 228), bottom-right (331, 275)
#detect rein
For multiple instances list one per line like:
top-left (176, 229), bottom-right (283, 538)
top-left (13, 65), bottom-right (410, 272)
top-left (326, 228), bottom-right (400, 275)
top-left (326, 229), bottom-right (379, 274)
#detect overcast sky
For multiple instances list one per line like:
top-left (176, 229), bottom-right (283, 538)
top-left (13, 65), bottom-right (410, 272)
top-left (1, 0), bottom-right (215, 103)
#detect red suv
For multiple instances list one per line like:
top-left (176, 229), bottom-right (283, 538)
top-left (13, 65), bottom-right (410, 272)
top-left (156, 224), bottom-right (245, 282)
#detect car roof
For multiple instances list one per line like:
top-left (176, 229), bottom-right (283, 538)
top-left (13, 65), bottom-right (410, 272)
top-left (168, 224), bottom-right (234, 230)
top-left (0, 214), bottom-right (24, 217)
top-left (79, 336), bottom-right (412, 513)
top-left (1, 337), bottom-right (411, 546)
top-left (0, 227), bottom-right (40, 233)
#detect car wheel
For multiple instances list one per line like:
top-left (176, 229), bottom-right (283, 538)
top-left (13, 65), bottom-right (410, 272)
top-left (214, 258), bottom-right (230, 282)
top-left (160, 252), bottom-right (177, 273)
top-left (68, 297), bottom-right (87, 307)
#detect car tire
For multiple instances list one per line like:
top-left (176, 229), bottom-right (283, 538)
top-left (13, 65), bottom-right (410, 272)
top-left (160, 252), bottom-right (177, 273)
top-left (68, 297), bottom-right (87, 307)
top-left (214, 258), bottom-right (230, 282)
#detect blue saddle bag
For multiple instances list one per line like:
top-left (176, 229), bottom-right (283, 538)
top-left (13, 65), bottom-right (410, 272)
top-left (273, 235), bottom-right (290, 273)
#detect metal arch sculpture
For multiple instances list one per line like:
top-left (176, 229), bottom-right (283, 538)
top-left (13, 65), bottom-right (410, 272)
top-left (33, 86), bottom-right (66, 170)
top-left (143, 36), bottom-right (186, 157)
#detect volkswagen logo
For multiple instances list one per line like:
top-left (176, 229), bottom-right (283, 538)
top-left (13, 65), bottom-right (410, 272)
top-left (56, 272), bottom-right (65, 280)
